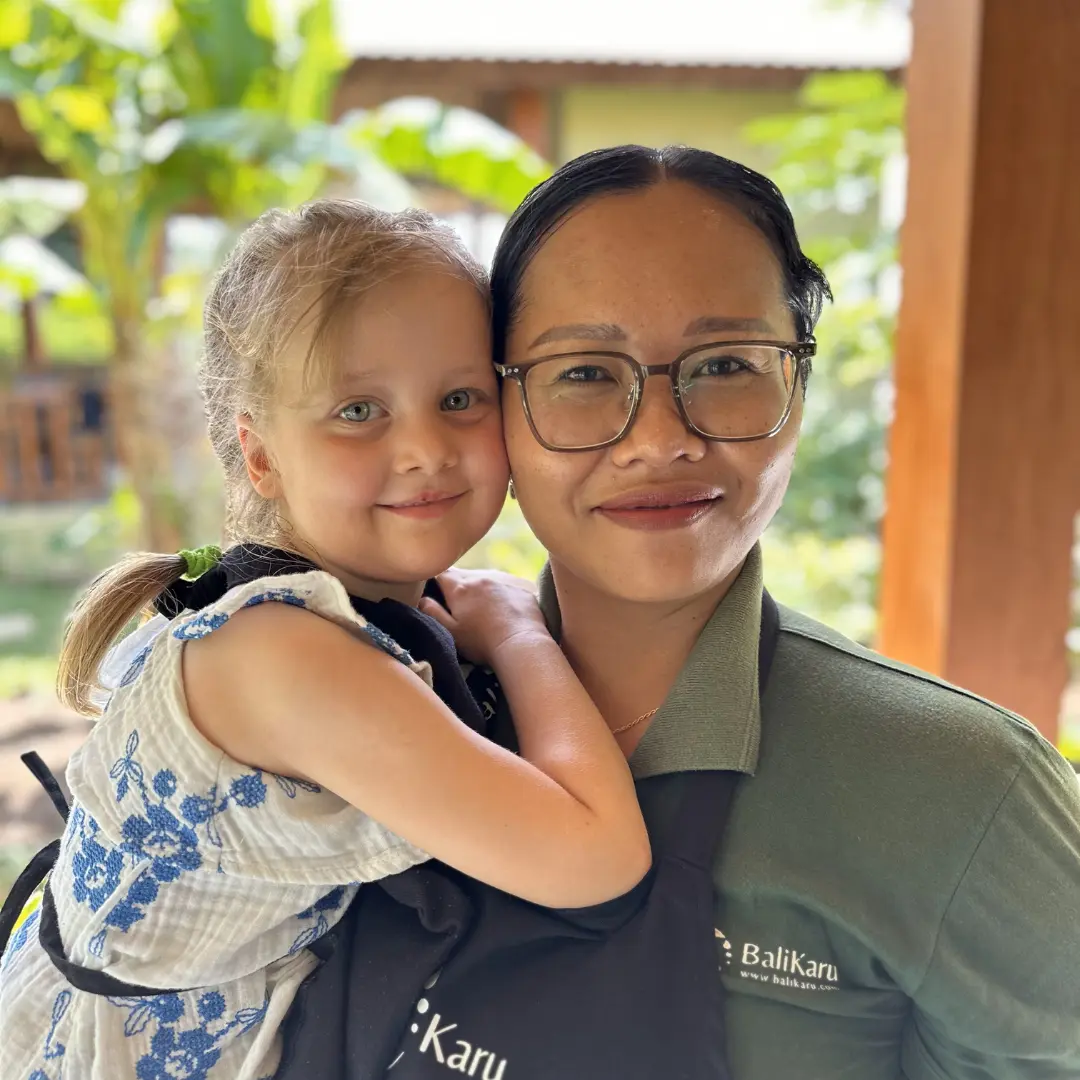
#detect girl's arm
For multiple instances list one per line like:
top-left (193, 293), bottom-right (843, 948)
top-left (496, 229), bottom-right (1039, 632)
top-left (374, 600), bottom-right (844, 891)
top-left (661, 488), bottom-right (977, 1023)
top-left (182, 579), bottom-right (649, 909)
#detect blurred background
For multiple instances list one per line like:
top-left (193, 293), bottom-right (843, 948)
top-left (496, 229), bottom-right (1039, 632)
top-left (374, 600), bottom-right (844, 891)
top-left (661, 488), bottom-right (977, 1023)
top-left (0, 0), bottom-right (1077, 893)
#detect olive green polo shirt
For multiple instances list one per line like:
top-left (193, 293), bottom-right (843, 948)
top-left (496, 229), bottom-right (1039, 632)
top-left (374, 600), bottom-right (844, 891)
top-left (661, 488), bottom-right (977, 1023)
top-left (534, 546), bottom-right (1080, 1079)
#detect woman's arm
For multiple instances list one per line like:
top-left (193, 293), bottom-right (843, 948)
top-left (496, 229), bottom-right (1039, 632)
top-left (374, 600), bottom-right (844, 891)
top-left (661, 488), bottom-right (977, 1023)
top-left (182, 588), bottom-right (649, 909)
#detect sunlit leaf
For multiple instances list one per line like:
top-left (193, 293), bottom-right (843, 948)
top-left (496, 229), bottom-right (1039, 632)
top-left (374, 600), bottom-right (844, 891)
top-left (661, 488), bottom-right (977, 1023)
top-left (281, 0), bottom-right (345, 126)
top-left (169, 0), bottom-right (274, 109)
top-left (0, 0), bottom-right (32, 48)
top-left (47, 85), bottom-right (111, 132)
top-left (245, 0), bottom-right (275, 40)
top-left (342, 98), bottom-right (551, 215)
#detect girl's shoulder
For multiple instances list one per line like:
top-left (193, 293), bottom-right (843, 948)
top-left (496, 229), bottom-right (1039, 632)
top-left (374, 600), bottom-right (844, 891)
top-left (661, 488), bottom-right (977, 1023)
top-left (174, 570), bottom-right (424, 672)
top-left (62, 569), bottom-right (432, 890)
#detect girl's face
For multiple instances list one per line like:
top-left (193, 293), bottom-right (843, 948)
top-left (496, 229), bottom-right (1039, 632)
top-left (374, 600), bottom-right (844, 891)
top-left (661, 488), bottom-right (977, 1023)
top-left (243, 269), bottom-right (509, 601)
top-left (503, 181), bottom-right (803, 605)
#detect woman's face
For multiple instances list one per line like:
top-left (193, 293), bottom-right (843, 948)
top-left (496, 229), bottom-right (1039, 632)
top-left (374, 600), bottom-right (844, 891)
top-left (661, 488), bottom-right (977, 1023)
top-left (503, 180), bottom-right (802, 604)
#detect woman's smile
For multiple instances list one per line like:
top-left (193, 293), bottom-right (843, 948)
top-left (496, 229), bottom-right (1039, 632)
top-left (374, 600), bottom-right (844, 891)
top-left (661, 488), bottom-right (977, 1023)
top-left (594, 483), bottom-right (725, 531)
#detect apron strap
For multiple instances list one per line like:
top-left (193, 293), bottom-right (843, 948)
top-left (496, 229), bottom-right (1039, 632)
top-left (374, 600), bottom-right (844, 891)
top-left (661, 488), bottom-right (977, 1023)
top-left (662, 590), bottom-right (781, 869)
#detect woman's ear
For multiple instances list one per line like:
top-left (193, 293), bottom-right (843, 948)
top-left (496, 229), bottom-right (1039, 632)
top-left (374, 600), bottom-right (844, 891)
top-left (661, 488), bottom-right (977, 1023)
top-left (237, 414), bottom-right (281, 499)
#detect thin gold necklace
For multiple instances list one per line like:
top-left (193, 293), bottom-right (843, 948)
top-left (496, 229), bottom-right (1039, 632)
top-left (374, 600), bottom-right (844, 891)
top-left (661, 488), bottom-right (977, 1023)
top-left (611, 707), bottom-right (660, 736)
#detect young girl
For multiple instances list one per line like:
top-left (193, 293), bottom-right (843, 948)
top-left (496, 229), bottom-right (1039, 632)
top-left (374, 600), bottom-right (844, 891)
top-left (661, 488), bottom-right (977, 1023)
top-left (0, 200), bottom-right (650, 1080)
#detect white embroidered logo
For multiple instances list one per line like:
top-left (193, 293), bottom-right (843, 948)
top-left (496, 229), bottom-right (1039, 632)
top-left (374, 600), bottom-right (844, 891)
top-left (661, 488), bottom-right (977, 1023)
top-left (390, 969), bottom-right (509, 1078)
top-left (716, 929), bottom-right (839, 992)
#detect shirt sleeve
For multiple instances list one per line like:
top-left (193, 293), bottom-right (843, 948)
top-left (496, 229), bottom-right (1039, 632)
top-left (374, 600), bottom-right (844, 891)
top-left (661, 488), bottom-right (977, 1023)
top-left (906, 737), bottom-right (1080, 1078)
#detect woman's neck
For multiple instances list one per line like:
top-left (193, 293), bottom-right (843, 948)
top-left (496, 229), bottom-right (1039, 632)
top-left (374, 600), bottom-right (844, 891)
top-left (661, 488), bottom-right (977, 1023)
top-left (550, 560), bottom-right (745, 744)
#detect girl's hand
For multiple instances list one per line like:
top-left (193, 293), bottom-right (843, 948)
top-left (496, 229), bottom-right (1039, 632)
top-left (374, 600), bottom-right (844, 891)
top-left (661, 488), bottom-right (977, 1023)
top-left (420, 568), bottom-right (547, 666)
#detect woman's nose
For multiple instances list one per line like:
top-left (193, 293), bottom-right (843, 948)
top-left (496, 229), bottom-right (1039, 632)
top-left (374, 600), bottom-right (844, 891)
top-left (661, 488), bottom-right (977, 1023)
top-left (608, 376), bottom-right (707, 469)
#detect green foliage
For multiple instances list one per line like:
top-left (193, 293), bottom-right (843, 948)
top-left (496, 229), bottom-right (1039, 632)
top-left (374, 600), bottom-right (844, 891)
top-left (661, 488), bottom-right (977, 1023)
top-left (746, 70), bottom-right (903, 543)
top-left (744, 70), bottom-right (905, 637)
top-left (344, 99), bottom-right (552, 216)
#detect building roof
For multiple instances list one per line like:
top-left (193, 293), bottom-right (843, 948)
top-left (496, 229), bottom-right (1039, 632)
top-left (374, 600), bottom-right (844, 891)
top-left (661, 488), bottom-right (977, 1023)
top-left (336, 0), bottom-right (910, 71)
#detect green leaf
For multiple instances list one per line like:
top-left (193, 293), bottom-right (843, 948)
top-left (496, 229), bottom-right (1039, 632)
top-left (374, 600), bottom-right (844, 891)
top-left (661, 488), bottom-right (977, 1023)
top-left (245, 0), bottom-right (275, 40)
top-left (281, 0), bottom-right (345, 125)
top-left (0, 53), bottom-right (37, 97)
top-left (47, 85), bottom-right (111, 132)
top-left (801, 71), bottom-right (892, 110)
top-left (160, 108), bottom-right (298, 161)
top-left (0, 0), bottom-right (32, 48)
top-left (39, 0), bottom-right (154, 54)
top-left (343, 99), bottom-right (552, 215)
top-left (169, 0), bottom-right (275, 108)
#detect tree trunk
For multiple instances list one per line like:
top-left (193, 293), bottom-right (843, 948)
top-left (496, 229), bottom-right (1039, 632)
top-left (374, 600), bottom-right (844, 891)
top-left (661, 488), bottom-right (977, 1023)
top-left (108, 315), bottom-right (184, 553)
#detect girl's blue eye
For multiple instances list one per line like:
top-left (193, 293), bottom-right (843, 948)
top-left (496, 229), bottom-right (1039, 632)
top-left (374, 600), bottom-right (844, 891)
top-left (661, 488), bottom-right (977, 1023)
top-left (443, 389), bottom-right (474, 412)
top-left (339, 401), bottom-right (383, 423)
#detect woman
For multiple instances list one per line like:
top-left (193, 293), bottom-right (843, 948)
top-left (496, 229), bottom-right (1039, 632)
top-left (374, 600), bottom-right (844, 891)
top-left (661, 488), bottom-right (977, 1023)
top-left (283, 144), bottom-right (1080, 1079)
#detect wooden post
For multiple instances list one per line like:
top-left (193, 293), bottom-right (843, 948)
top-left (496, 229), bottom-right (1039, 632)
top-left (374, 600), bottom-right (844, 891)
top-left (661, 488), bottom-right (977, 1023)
top-left (0, 393), bottom-right (10, 500)
top-left (505, 88), bottom-right (553, 160)
top-left (44, 393), bottom-right (75, 500)
top-left (11, 398), bottom-right (43, 501)
top-left (879, 0), bottom-right (1080, 741)
top-left (20, 297), bottom-right (44, 370)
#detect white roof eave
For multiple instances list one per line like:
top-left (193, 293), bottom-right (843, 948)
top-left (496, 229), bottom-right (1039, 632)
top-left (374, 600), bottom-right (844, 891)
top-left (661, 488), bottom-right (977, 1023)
top-left (336, 0), bottom-right (911, 71)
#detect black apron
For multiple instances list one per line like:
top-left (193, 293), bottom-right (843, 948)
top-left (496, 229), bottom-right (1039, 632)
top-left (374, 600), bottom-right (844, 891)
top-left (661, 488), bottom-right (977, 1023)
top-left (273, 591), bottom-right (780, 1080)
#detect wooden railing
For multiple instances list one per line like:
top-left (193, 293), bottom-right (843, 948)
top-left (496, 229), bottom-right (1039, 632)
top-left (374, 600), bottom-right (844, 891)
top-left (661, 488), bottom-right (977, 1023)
top-left (0, 381), bottom-right (110, 503)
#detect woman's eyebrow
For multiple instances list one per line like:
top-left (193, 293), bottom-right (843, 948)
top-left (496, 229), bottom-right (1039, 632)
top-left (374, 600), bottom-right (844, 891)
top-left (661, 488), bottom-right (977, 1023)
top-left (528, 323), bottom-right (626, 348)
top-left (682, 315), bottom-right (776, 336)
top-left (527, 316), bottom-right (777, 350)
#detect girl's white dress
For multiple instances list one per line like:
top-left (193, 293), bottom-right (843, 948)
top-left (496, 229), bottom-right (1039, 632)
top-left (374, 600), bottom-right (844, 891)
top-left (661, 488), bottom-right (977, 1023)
top-left (0, 572), bottom-right (431, 1080)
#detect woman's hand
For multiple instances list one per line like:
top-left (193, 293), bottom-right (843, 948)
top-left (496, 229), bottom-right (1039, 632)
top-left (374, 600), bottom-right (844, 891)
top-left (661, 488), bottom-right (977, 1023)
top-left (420, 568), bottom-right (547, 667)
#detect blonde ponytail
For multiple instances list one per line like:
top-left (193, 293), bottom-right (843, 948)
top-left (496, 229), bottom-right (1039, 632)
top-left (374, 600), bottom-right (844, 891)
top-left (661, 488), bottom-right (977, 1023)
top-left (56, 552), bottom-right (186, 717)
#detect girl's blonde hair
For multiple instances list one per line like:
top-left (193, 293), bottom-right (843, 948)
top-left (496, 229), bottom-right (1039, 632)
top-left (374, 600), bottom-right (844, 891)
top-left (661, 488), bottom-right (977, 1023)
top-left (58, 199), bottom-right (487, 716)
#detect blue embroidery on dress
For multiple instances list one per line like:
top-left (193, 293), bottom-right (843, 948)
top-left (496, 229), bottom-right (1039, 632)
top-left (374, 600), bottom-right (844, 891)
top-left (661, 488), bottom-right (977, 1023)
top-left (4, 907), bottom-right (39, 964)
top-left (69, 731), bottom-right (269, 945)
top-left (242, 588), bottom-right (307, 609)
top-left (274, 774), bottom-right (322, 798)
top-left (44, 989), bottom-right (70, 1059)
top-left (71, 813), bottom-right (125, 912)
top-left (361, 623), bottom-right (416, 666)
top-left (172, 612), bottom-right (230, 640)
top-left (25, 992), bottom-right (71, 1079)
top-left (107, 991), bottom-right (269, 1080)
top-left (289, 885), bottom-right (347, 955)
top-left (88, 927), bottom-right (107, 957)
top-left (120, 645), bottom-right (154, 688)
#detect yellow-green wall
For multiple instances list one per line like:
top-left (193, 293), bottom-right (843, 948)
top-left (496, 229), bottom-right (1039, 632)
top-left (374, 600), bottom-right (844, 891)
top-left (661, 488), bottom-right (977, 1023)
top-left (557, 85), bottom-right (799, 174)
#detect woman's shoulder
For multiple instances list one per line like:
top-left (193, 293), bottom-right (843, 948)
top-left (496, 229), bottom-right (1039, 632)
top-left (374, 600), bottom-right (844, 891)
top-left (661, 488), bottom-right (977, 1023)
top-left (769, 602), bottom-right (1073, 792)
top-left (754, 603), bottom-right (1080, 915)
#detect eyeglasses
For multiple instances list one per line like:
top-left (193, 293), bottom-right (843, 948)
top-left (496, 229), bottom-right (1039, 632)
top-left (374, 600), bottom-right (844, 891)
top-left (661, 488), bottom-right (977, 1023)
top-left (495, 339), bottom-right (815, 453)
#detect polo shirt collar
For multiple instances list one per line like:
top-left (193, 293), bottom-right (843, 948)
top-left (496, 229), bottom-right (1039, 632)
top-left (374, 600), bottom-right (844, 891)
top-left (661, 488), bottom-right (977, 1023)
top-left (537, 544), bottom-right (764, 780)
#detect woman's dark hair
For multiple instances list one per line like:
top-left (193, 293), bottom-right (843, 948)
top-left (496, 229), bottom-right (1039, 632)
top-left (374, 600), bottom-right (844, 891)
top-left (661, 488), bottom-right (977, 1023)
top-left (491, 144), bottom-right (832, 371)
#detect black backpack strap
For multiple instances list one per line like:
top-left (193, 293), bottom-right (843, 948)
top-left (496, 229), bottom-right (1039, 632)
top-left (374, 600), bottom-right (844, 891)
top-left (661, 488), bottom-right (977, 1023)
top-left (0, 752), bottom-right (69, 956)
top-left (0, 752), bottom-right (185, 996)
top-left (36, 881), bottom-right (184, 997)
top-left (21, 750), bottom-right (70, 823)
top-left (0, 839), bottom-right (59, 955)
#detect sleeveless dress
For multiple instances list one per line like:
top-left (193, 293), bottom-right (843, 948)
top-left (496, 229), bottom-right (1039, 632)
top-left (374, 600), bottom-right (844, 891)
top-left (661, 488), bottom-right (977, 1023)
top-left (0, 571), bottom-right (431, 1080)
